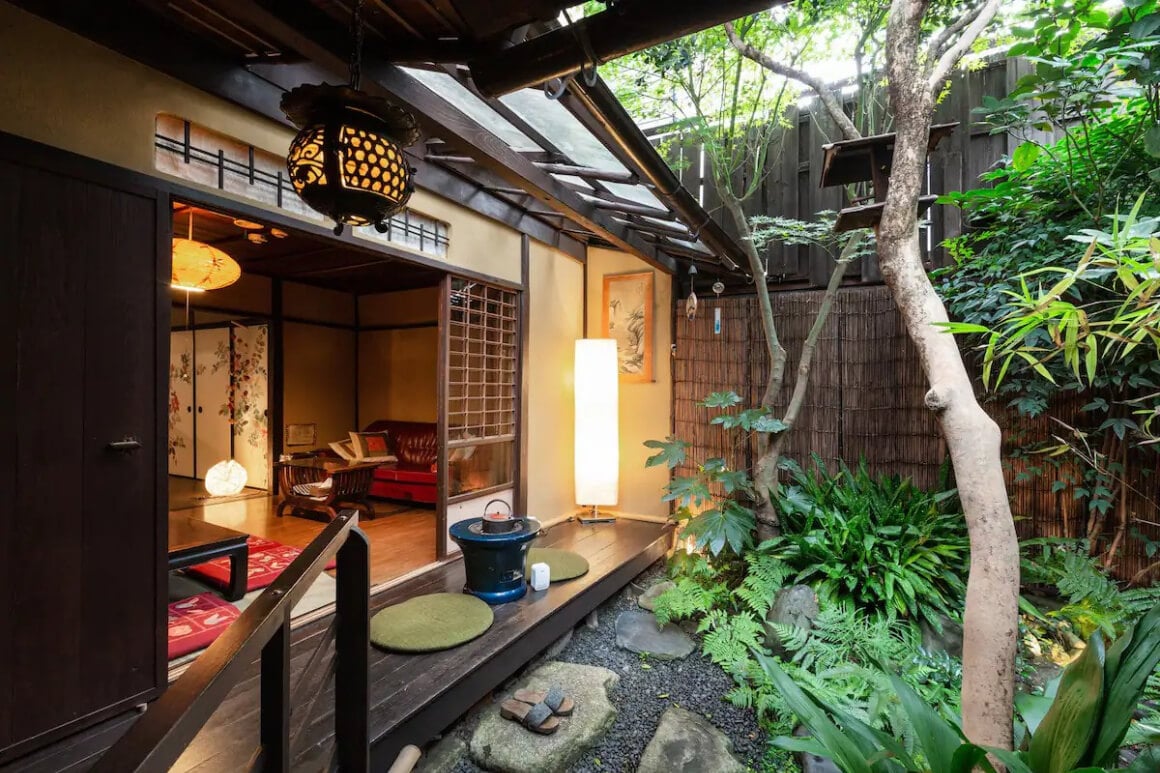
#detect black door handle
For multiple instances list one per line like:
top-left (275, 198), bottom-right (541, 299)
top-left (107, 438), bottom-right (142, 453)
top-left (198, 406), bottom-right (203, 414)
top-left (186, 406), bottom-right (192, 413)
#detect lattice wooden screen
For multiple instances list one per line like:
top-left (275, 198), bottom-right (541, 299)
top-left (448, 279), bottom-right (518, 441)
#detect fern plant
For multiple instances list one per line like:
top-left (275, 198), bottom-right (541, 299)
top-left (1022, 538), bottom-right (1160, 638)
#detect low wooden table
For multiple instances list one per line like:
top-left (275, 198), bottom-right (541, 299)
top-left (168, 516), bottom-right (250, 601)
top-left (276, 457), bottom-right (380, 522)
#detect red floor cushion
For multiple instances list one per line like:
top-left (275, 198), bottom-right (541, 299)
top-left (167, 592), bottom-right (240, 659)
top-left (186, 536), bottom-right (335, 594)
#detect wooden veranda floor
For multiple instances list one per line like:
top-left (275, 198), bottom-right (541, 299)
top-left (3, 518), bottom-right (672, 772)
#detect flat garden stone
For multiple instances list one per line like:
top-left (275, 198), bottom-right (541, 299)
top-left (636, 706), bottom-right (745, 773)
top-left (415, 735), bottom-right (466, 773)
top-left (637, 580), bottom-right (676, 611)
top-left (469, 661), bottom-right (618, 773)
top-left (615, 611), bottom-right (696, 660)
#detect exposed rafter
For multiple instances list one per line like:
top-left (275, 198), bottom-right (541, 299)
top-left (555, 77), bottom-right (750, 272)
top-left (230, 1), bottom-right (675, 271)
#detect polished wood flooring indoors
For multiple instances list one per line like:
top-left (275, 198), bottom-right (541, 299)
top-left (169, 479), bottom-right (438, 588)
top-left (4, 519), bottom-right (673, 773)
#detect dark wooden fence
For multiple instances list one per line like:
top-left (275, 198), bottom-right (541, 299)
top-left (673, 290), bottom-right (1160, 583)
top-left (666, 58), bottom-right (1038, 287)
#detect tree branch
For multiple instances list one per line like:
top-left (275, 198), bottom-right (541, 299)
top-left (926, 0), bottom-right (1002, 95)
top-left (926, 0), bottom-right (986, 61)
top-left (724, 22), bottom-right (862, 141)
top-left (774, 232), bottom-right (865, 443)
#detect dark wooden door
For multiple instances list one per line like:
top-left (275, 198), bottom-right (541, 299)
top-left (0, 154), bottom-right (165, 762)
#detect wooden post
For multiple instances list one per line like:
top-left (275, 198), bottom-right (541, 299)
top-left (259, 609), bottom-right (291, 772)
top-left (334, 523), bottom-right (370, 773)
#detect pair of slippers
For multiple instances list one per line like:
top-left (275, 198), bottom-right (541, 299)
top-left (499, 687), bottom-right (576, 735)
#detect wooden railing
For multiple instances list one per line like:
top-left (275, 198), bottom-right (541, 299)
top-left (93, 511), bottom-right (371, 773)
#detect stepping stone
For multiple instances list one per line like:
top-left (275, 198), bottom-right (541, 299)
top-left (637, 706), bottom-right (745, 773)
top-left (469, 661), bottom-right (618, 773)
top-left (415, 736), bottom-right (466, 773)
top-left (637, 580), bottom-right (675, 611)
top-left (616, 610), bottom-right (695, 660)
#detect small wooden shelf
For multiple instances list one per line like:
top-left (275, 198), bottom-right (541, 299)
top-left (820, 123), bottom-right (958, 189)
top-left (834, 195), bottom-right (939, 233)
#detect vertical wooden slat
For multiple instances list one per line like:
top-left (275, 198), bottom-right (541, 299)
top-left (259, 612), bottom-right (291, 772)
top-left (334, 526), bottom-right (370, 773)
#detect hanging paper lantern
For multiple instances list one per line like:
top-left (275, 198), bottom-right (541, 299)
top-left (204, 459), bottom-right (248, 497)
top-left (171, 238), bottom-right (241, 293)
top-left (282, 84), bottom-right (419, 235)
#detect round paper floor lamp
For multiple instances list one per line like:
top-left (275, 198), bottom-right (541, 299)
top-left (205, 460), bottom-right (248, 497)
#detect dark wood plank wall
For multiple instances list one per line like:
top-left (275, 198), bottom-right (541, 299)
top-left (667, 59), bottom-right (1021, 288)
top-left (0, 154), bottom-right (165, 761)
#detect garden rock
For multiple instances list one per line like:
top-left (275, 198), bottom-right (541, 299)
top-left (415, 735), bottom-right (465, 773)
top-left (920, 614), bottom-right (964, 659)
top-left (796, 725), bottom-right (841, 773)
top-left (637, 580), bottom-right (675, 611)
top-left (636, 706), bottom-right (746, 773)
top-left (469, 661), bottom-right (618, 773)
top-left (764, 585), bottom-right (819, 654)
top-left (615, 611), bottom-right (696, 659)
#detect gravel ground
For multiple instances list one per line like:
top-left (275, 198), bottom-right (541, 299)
top-left (439, 561), bottom-right (769, 773)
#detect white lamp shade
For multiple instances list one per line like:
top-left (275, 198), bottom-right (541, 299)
top-left (575, 339), bottom-right (619, 506)
top-left (205, 459), bottom-right (248, 497)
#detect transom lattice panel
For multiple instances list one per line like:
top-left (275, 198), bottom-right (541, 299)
top-left (448, 279), bottom-right (518, 440)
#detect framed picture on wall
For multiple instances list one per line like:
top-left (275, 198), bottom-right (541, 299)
top-left (285, 423), bottom-right (317, 447)
top-left (601, 271), bottom-right (654, 383)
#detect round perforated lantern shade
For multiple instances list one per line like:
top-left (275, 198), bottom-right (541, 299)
top-left (286, 123), bottom-right (413, 229)
top-left (171, 238), bottom-right (241, 292)
top-left (204, 459), bottom-right (248, 496)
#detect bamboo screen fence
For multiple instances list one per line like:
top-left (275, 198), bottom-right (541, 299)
top-left (673, 288), bottom-right (1160, 583)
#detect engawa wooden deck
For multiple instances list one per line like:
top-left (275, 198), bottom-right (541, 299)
top-left (2, 518), bottom-right (672, 773)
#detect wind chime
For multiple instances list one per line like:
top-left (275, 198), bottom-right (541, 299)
top-left (282, 0), bottom-right (420, 235)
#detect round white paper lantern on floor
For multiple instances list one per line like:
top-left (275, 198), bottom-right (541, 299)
top-left (205, 459), bottom-right (248, 497)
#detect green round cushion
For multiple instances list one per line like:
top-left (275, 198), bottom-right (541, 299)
top-left (370, 593), bottom-right (493, 653)
top-left (526, 547), bottom-right (589, 582)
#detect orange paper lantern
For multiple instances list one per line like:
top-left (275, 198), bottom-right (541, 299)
top-left (171, 238), bottom-right (241, 293)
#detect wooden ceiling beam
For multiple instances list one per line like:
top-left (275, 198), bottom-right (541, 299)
top-left (230, 2), bottom-right (674, 271)
top-left (468, 0), bottom-right (788, 97)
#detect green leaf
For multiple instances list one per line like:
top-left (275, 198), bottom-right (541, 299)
top-left (1145, 127), bottom-right (1160, 159)
top-left (886, 671), bottom-right (963, 773)
top-left (1028, 631), bottom-right (1105, 773)
top-left (699, 391), bottom-right (743, 408)
top-left (758, 653), bottom-right (874, 773)
top-left (1090, 602), bottom-right (1160, 765)
top-left (644, 437), bottom-right (689, 469)
top-left (1012, 142), bottom-right (1043, 171)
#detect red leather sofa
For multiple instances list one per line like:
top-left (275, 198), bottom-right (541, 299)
top-left (363, 419), bottom-right (437, 505)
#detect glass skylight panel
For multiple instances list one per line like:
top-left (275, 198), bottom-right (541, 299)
top-left (402, 68), bottom-right (540, 151)
top-left (500, 89), bottom-right (629, 173)
top-left (551, 173), bottom-right (593, 189)
top-left (602, 181), bottom-right (667, 209)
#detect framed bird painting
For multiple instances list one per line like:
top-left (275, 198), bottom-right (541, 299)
top-left (601, 270), bottom-right (654, 383)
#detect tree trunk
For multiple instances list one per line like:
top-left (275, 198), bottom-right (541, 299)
top-left (881, 1), bottom-right (1020, 750)
top-left (720, 190), bottom-right (785, 540)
